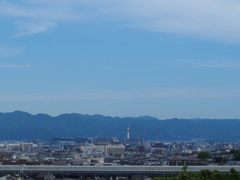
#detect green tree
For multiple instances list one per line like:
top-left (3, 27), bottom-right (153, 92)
top-left (229, 168), bottom-right (240, 180)
top-left (151, 168), bottom-right (240, 180)
top-left (214, 156), bottom-right (227, 164)
top-left (198, 151), bottom-right (211, 160)
top-left (230, 150), bottom-right (240, 161)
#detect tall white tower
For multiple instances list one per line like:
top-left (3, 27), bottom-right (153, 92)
top-left (127, 125), bottom-right (130, 139)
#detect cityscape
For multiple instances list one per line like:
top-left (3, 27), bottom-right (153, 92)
top-left (0, 126), bottom-right (239, 179)
top-left (1, 0), bottom-right (240, 179)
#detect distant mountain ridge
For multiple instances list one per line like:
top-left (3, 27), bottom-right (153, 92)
top-left (0, 111), bottom-right (239, 141)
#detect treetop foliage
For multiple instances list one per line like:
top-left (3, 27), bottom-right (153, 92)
top-left (152, 167), bottom-right (240, 180)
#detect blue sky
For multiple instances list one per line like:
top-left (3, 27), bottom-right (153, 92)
top-left (1, 0), bottom-right (240, 119)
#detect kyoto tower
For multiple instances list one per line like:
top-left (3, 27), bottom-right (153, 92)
top-left (127, 125), bottom-right (130, 140)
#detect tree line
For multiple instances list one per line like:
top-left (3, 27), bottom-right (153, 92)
top-left (152, 167), bottom-right (240, 180)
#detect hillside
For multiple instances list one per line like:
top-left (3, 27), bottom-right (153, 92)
top-left (0, 111), bottom-right (239, 141)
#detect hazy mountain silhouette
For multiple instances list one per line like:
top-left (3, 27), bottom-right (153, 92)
top-left (0, 111), bottom-right (239, 141)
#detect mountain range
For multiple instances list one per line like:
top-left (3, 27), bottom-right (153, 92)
top-left (0, 111), bottom-right (239, 141)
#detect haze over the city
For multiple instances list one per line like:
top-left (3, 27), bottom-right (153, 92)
top-left (1, 0), bottom-right (240, 119)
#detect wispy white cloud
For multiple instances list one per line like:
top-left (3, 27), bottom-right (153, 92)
top-left (1, 0), bottom-right (240, 40)
top-left (197, 61), bottom-right (240, 68)
top-left (0, 0), bottom-right (79, 36)
top-left (0, 64), bottom-right (31, 69)
top-left (0, 87), bottom-right (239, 102)
top-left (106, 0), bottom-right (240, 41)
top-left (0, 0), bottom-right (78, 21)
top-left (180, 59), bottom-right (240, 68)
top-left (0, 46), bottom-right (24, 57)
top-left (14, 22), bottom-right (56, 37)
